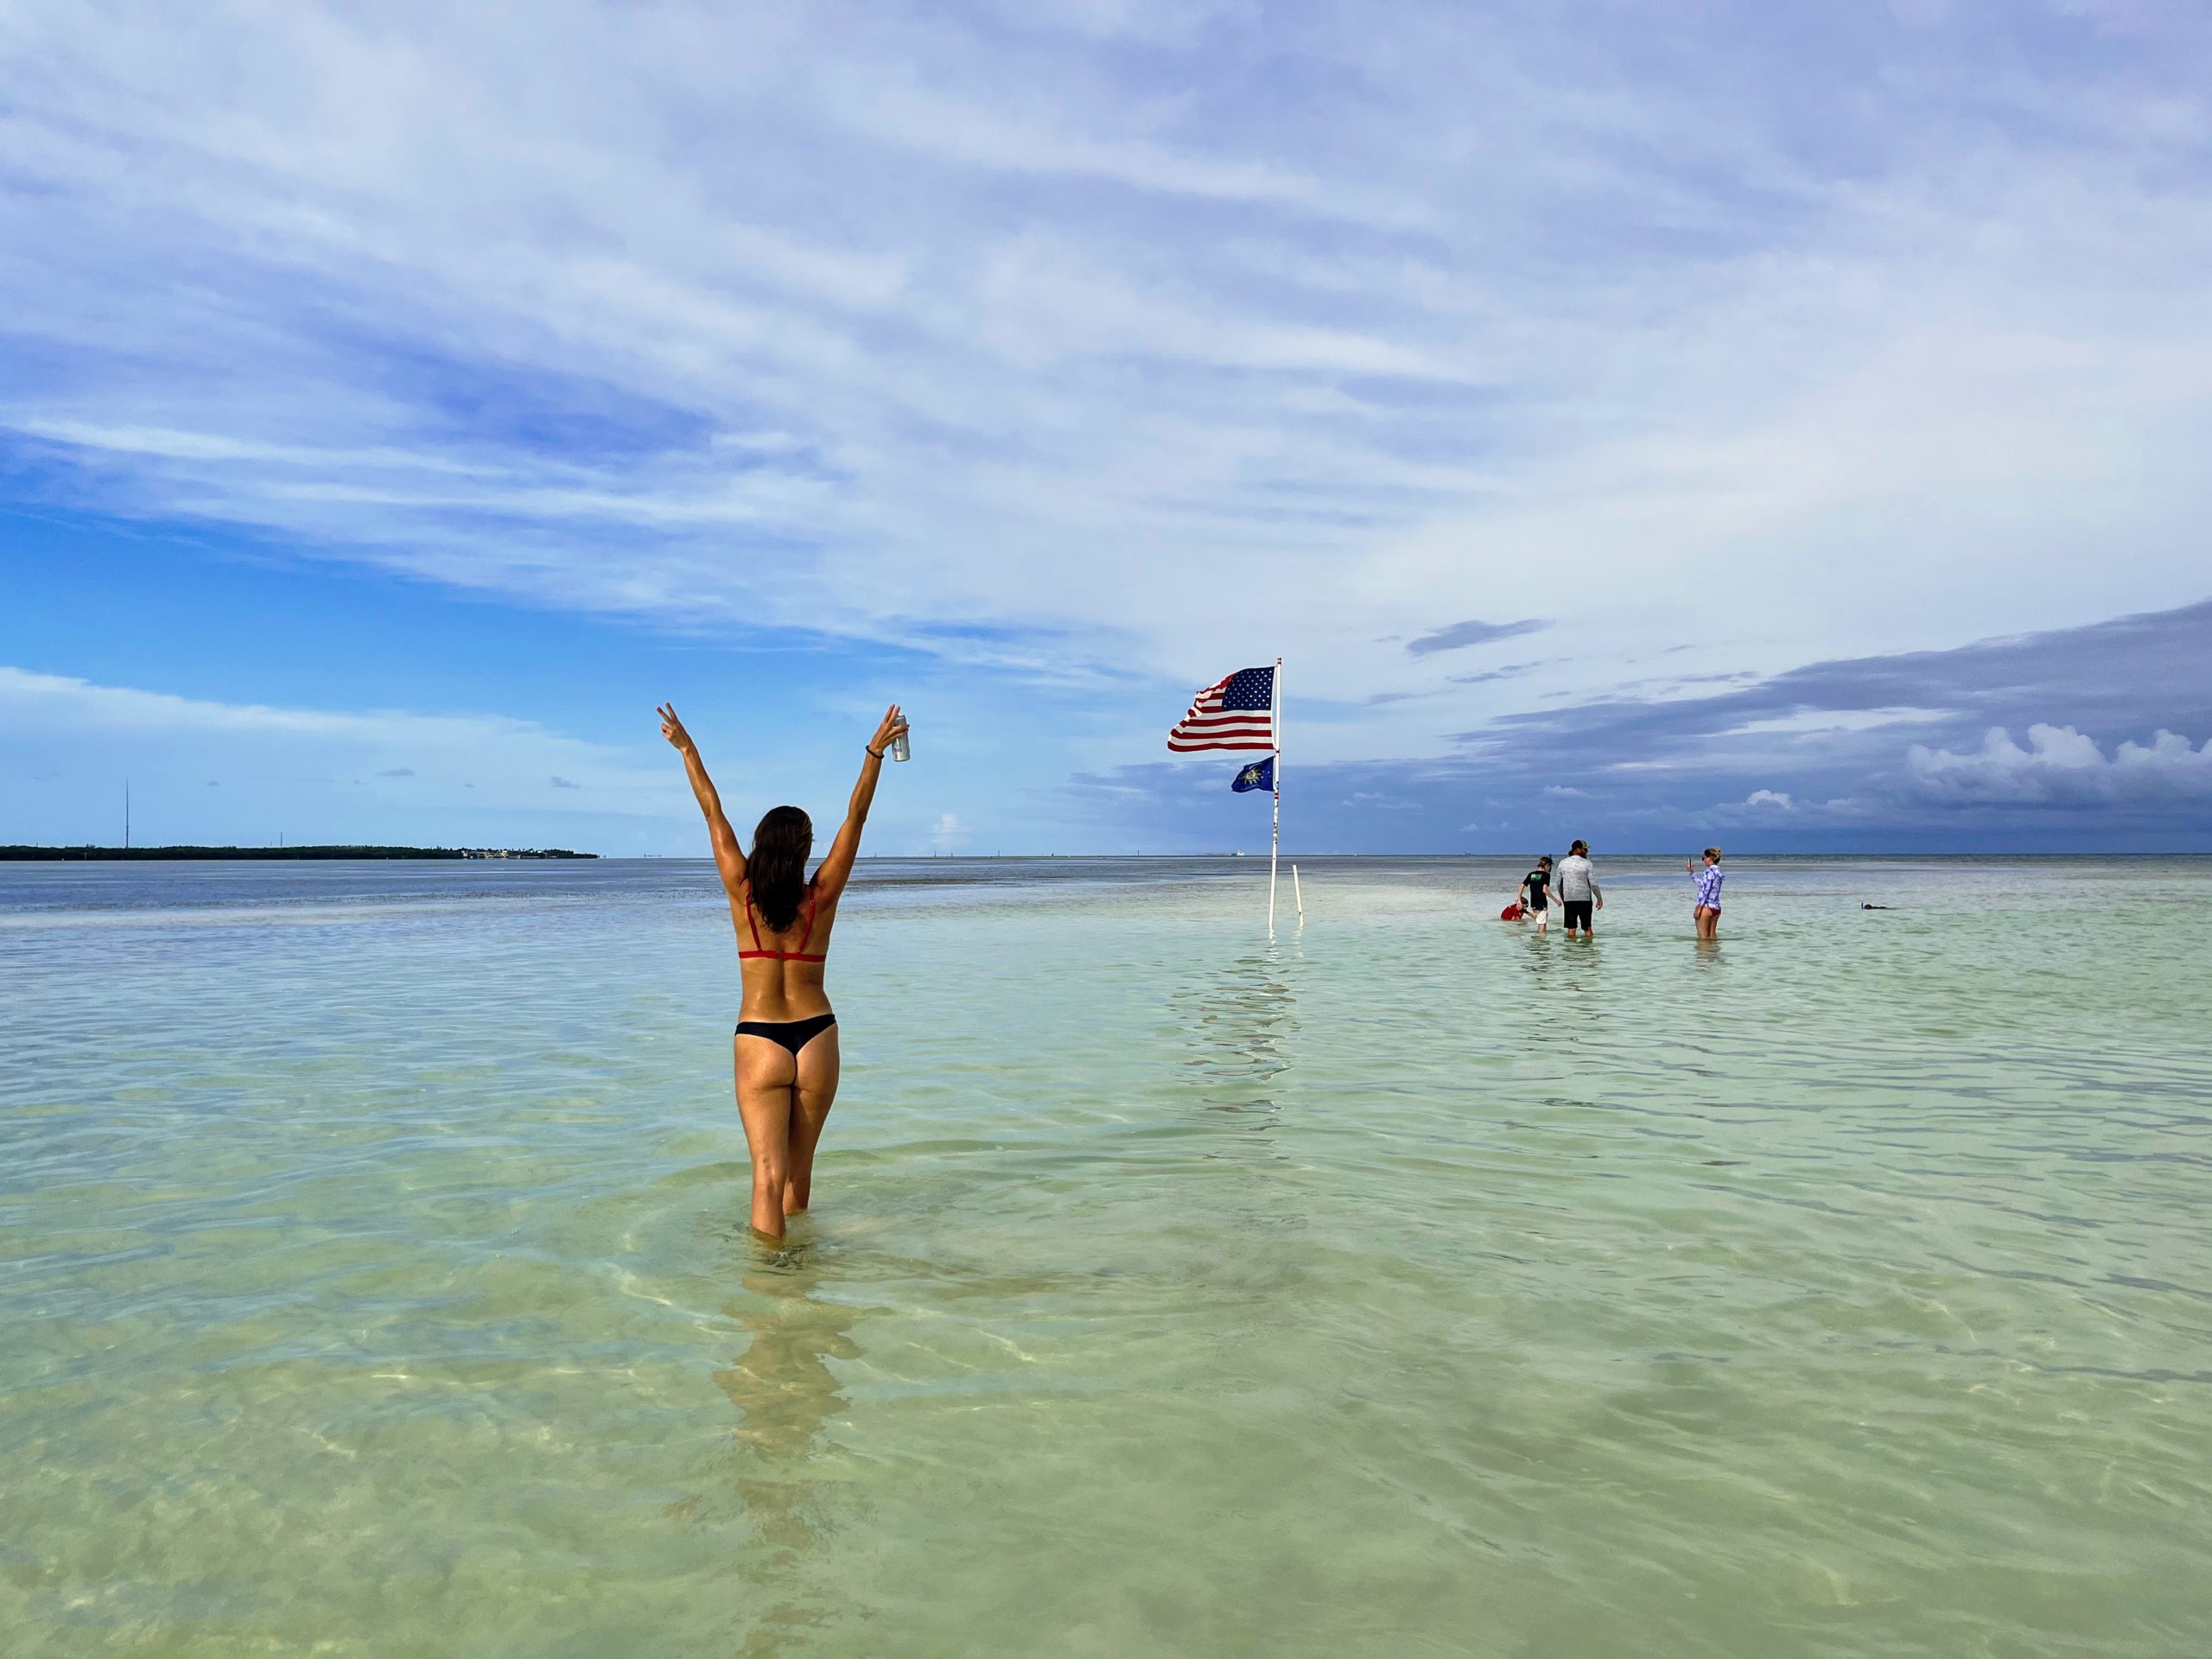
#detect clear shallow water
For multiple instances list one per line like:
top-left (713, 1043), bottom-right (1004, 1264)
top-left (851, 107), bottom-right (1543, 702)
top-left (3, 855), bottom-right (2209, 1657)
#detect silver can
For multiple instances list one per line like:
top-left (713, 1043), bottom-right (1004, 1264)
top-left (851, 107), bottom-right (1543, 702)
top-left (891, 725), bottom-right (911, 763)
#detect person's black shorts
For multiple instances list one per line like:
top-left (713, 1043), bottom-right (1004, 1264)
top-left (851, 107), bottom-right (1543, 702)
top-left (1562, 899), bottom-right (1593, 930)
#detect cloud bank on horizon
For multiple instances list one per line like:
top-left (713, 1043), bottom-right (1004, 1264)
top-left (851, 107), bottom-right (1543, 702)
top-left (3, 0), bottom-right (2210, 850)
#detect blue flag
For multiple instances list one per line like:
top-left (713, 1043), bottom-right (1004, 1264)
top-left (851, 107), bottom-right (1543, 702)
top-left (1230, 756), bottom-right (1274, 793)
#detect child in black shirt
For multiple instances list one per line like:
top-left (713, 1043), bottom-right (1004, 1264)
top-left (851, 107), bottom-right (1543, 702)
top-left (1521, 856), bottom-right (1554, 933)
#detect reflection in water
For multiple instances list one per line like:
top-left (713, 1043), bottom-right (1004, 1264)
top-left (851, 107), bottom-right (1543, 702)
top-left (1172, 944), bottom-right (1300, 1124)
top-left (1513, 929), bottom-right (1607, 1020)
top-left (1167, 940), bottom-right (1306, 1268)
top-left (711, 1257), bottom-right (863, 1658)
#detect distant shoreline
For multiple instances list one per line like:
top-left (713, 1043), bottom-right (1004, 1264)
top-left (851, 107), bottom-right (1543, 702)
top-left (0, 846), bottom-right (598, 861)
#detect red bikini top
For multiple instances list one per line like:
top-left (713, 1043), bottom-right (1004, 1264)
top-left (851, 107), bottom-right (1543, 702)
top-left (740, 884), bottom-right (825, 963)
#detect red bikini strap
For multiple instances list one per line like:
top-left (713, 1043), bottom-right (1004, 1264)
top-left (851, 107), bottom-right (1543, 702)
top-left (744, 884), bottom-right (765, 950)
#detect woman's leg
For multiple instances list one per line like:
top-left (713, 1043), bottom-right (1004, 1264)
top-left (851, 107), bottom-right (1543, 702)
top-left (783, 1027), bottom-right (842, 1216)
top-left (734, 1035), bottom-right (799, 1239)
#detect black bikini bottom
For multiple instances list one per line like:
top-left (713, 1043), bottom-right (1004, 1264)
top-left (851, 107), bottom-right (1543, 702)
top-left (734, 1012), bottom-right (837, 1056)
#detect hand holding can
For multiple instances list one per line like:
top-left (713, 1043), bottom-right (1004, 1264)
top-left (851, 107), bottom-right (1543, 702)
top-left (871, 703), bottom-right (910, 763)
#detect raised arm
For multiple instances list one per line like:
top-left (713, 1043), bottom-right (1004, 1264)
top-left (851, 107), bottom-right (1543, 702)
top-left (658, 702), bottom-right (745, 897)
top-left (814, 703), bottom-right (906, 903)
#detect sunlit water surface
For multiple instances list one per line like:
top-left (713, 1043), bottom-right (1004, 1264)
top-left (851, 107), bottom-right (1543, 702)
top-left (3, 856), bottom-right (2209, 1656)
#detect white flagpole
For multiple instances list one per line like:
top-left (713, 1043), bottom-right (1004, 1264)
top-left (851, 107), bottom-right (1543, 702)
top-left (1268, 656), bottom-right (1282, 932)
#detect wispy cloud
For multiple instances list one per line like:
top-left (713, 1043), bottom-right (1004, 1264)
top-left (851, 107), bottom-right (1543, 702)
top-left (5, 0), bottom-right (2210, 734)
top-left (1405, 619), bottom-right (1549, 658)
top-left (1450, 659), bottom-right (1560, 686)
top-left (1464, 601), bottom-right (2212, 773)
top-left (6, 2), bottom-right (2212, 854)
top-left (0, 665), bottom-right (677, 842)
top-left (1068, 598), bottom-right (2212, 849)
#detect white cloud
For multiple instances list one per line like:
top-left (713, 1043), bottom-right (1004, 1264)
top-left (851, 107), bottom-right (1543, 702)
top-left (3, 1), bottom-right (2211, 769)
top-left (0, 667), bottom-right (615, 760)
top-left (1723, 709), bottom-right (1954, 740)
top-left (1906, 724), bottom-right (2212, 804)
top-left (1696, 789), bottom-right (1877, 828)
top-left (0, 666), bottom-right (677, 833)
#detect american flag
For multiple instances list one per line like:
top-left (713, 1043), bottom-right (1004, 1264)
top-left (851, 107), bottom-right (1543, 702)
top-left (1167, 664), bottom-right (1275, 753)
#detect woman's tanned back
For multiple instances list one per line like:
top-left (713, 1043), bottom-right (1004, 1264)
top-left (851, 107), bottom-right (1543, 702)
top-left (734, 884), bottom-right (837, 1022)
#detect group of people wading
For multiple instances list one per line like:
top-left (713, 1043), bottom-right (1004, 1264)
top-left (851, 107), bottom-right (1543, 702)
top-left (1512, 843), bottom-right (1726, 940)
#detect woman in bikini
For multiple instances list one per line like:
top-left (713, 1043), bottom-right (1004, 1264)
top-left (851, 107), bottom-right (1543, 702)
top-left (658, 699), bottom-right (908, 1240)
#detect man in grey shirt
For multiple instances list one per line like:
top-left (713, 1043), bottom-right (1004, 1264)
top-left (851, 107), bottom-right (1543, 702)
top-left (1554, 839), bottom-right (1602, 938)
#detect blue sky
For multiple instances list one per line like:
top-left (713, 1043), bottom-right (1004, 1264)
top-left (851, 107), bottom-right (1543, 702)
top-left (3, 0), bottom-right (2210, 854)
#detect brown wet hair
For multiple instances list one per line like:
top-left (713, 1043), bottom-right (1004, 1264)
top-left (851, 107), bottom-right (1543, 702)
top-left (748, 805), bottom-right (814, 931)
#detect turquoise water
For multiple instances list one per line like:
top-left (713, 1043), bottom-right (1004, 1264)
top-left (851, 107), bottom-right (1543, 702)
top-left (4, 856), bottom-right (2209, 1656)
